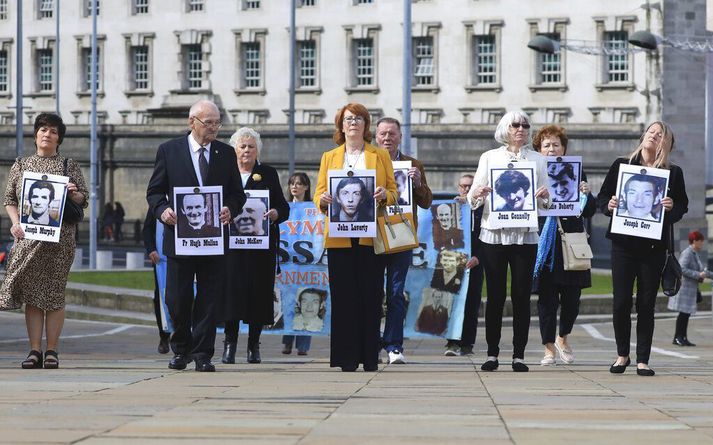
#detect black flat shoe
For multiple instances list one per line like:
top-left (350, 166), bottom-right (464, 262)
top-left (341, 365), bottom-right (357, 372)
top-left (512, 361), bottom-right (529, 372)
top-left (168, 354), bottom-right (190, 370)
top-left (21, 350), bottom-right (43, 369)
top-left (364, 365), bottom-right (378, 372)
top-left (158, 337), bottom-right (170, 355)
top-left (682, 337), bottom-right (696, 347)
top-left (222, 341), bottom-right (237, 364)
top-left (195, 358), bottom-right (216, 372)
top-left (247, 344), bottom-right (261, 364)
top-left (481, 359), bottom-right (499, 371)
top-left (43, 350), bottom-right (59, 369)
top-left (672, 337), bottom-right (685, 346)
top-left (609, 358), bottom-right (631, 374)
top-left (636, 367), bottom-right (655, 376)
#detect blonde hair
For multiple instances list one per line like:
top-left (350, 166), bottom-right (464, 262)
top-left (629, 121), bottom-right (674, 169)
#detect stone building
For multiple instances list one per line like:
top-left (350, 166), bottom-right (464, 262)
top-left (0, 0), bottom-right (708, 263)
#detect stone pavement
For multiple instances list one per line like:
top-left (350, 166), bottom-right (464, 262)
top-left (1, 310), bottom-right (712, 444)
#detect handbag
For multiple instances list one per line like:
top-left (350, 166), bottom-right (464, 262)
top-left (62, 158), bottom-right (85, 224)
top-left (374, 192), bottom-right (419, 255)
top-left (557, 218), bottom-right (592, 271)
top-left (661, 224), bottom-right (682, 297)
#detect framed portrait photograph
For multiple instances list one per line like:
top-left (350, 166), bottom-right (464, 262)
top-left (414, 287), bottom-right (454, 337)
top-left (488, 161), bottom-right (538, 228)
top-left (19, 171), bottom-right (69, 243)
top-left (611, 164), bottom-right (670, 240)
top-left (289, 287), bottom-right (328, 333)
top-left (430, 202), bottom-right (465, 250)
top-left (387, 160), bottom-right (413, 215)
top-left (173, 185), bottom-right (224, 255)
top-left (540, 156), bottom-right (582, 217)
top-left (327, 169), bottom-right (376, 237)
top-left (229, 189), bottom-right (270, 249)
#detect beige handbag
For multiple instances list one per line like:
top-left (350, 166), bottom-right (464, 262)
top-left (557, 218), bottom-right (592, 271)
top-left (374, 193), bottom-right (419, 255)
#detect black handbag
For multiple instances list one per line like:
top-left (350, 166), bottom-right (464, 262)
top-left (62, 158), bottom-right (85, 224)
top-left (661, 224), bottom-right (682, 297)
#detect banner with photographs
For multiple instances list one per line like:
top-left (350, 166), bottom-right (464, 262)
top-left (540, 156), bottom-right (582, 217)
top-left (229, 189), bottom-right (270, 250)
top-left (19, 171), bottom-right (70, 242)
top-left (488, 161), bottom-right (538, 228)
top-left (611, 164), bottom-right (670, 240)
top-left (388, 161), bottom-right (413, 215)
top-left (153, 222), bottom-right (173, 333)
top-left (173, 185), bottom-right (224, 255)
top-left (327, 169), bottom-right (376, 237)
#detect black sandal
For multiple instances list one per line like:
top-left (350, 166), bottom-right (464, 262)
top-left (21, 350), bottom-right (43, 369)
top-left (43, 350), bottom-right (59, 369)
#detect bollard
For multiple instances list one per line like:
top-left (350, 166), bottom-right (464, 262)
top-left (71, 248), bottom-right (83, 270)
top-left (96, 250), bottom-right (113, 270)
top-left (126, 251), bottom-right (145, 270)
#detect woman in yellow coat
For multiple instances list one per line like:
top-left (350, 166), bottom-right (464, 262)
top-left (314, 103), bottom-right (397, 372)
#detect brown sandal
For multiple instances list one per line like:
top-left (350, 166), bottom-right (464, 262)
top-left (43, 350), bottom-right (59, 369)
top-left (21, 350), bottom-right (43, 369)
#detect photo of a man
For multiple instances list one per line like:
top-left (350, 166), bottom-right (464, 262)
top-left (432, 203), bottom-right (464, 250)
top-left (292, 288), bottom-right (327, 332)
top-left (176, 193), bottom-right (221, 237)
top-left (232, 197), bottom-right (268, 236)
top-left (415, 288), bottom-right (453, 336)
top-left (493, 169), bottom-right (534, 211)
top-left (329, 176), bottom-right (375, 223)
top-left (394, 170), bottom-right (410, 205)
top-left (430, 249), bottom-right (468, 294)
top-left (617, 173), bottom-right (664, 222)
top-left (547, 162), bottom-right (579, 202)
top-left (21, 180), bottom-right (60, 227)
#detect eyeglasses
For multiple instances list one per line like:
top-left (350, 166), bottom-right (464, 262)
top-left (193, 116), bottom-right (223, 128)
top-left (458, 183), bottom-right (472, 189)
top-left (511, 122), bottom-right (531, 130)
top-left (343, 116), bottom-right (365, 124)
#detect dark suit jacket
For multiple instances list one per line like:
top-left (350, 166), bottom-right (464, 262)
top-left (146, 133), bottom-right (246, 257)
top-left (177, 220), bottom-right (222, 238)
top-left (142, 209), bottom-right (157, 255)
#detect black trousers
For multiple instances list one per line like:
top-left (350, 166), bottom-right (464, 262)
top-left (453, 262), bottom-right (484, 347)
top-left (151, 265), bottom-right (170, 341)
top-left (611, 244), bottom-right (665, 364)
top-left (675, 312), bottom-right (690, 339)
top-left (327, 241), bottom-right (384, 369)
top-left (166, 255), bottom-right (224, 360)
top-left (223, 321), bottom-right (262, 346)
top-left (537, 273), bottom-right (581, 344)
top-left (480, 242), bottom-right (536, 359)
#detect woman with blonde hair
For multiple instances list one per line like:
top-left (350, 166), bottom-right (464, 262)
top-left (597, 121), bottom-right (688, 376)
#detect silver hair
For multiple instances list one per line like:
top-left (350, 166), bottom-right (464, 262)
top-left (229, 127), bottom-right (263, 155)
top-left (494, 111), bottom-right (532, 146)
top-left (188, 100), bottom-right (219, 118)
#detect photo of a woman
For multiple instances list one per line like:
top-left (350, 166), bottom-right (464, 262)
top-left (430, 249), bottom-right (468, 294)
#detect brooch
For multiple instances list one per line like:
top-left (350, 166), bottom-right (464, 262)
top-left (252, 173), bottom-right (262, 182)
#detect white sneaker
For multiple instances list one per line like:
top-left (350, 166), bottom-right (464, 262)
top-left (540, 354), bottom-right (556, 366)
top-left (388, 351), bottom-right (406, 364)
top-left (554, 340), bottom-right (575, 364)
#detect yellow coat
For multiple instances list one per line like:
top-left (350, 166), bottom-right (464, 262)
top-left (313, 143), bottom-right (398, 248)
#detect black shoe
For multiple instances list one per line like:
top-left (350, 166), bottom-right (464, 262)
top-left (158, 337), bottom-right (170, 355)
top-left (512, 361), bottom-right (529, 372)
top-left (341, 365), bottom-right (357, 372)
top-left (222, 341), bottom-right (237, 364)
top-left (682, 337), bottom-right (696, 347)
top-left (609, 358), bottom-right (631, 374)
top-left (195, 358), bottom-right (216, 372)
top-left (364, 365), bottom-right (378, 372)
top-left (168, 354), bottom-right (190, 370)
top-left (636, 367), bottom-right (655, 376)
top-left (21, 350), bottom-right (43, 369)
top-left (247, 344), bottom-right (261, 364)
top-left (460, 345), bottom-right (474, 356)
top-left (672, 337), bottom-right (686, 347)
top-left (481, 359), bottom-right (499, 371)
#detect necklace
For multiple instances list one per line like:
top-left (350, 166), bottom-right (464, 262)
top-left (346, 147), bottom-right (364, 168)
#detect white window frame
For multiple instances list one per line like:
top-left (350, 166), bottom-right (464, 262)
top-left (233, 29), bottom-right (267, 95)
top-left (123, 33), bottom-right (154, 95)
top-left (594, 18), bottom-right (636, 91)
top-left (528, 19), bottom-right (568, 92)
top-left (131, 46), bottom-right (149, 90)
top-left (298, 0), bottom-right (315, 6)
top-left (81, 47), bottom-right (101, 92)
top-left (38, 0), bottom-right (53, 19)
top-left (185, 44), bottom-right (203, 90)
top-left (0, 49), bottom-right (9, 94)
top-left (187, 0), bottom-right (203, 12)
top-left (297, 40), bottom-right (317, 88)
top-left (464, 20), bottom-right (502, 93)
top-left (241, 0), bottom-right (260, 9)
top-left (413, 36), bottom-right (434, 87)
top-left (132, 0), bottom-right (149, 14)
top-left (83, 0), bottom-right (99, 17)
top-left (37, 49), bottom-right (53, 92)
top-left (344, 25), bottom-right (380, 93)
top-left (0, 0), bottom-right (7, 20)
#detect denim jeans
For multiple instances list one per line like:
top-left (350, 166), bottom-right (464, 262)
top-left (382, 250), bottom-right (412, 353)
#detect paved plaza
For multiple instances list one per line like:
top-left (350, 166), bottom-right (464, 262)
top-left (1, 310), bottom-right (712, 444)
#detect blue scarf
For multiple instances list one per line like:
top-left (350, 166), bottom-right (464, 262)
top-left (533, 193), bottom-right (589, 279)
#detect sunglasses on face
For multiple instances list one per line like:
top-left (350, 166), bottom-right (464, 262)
top-left (511, 122), bottom-right (531, 130)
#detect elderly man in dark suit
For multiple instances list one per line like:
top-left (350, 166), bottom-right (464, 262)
top-left (147, 100), bottom-right (245, 372)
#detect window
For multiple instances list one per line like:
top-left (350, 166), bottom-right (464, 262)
top-left (84, 0), bottom-right (99, 16)
top-left (133, 0), bottom-right (149, 14)
top-left (0, 50), bottom-right (7, 93)
top-left (299, 0), bottom-right (315, 5)
top-left (355, 0), bottom-right (373, 4)
top-left (39, 0), bottom-right (53, 19)
top-left (0, 0), bottom-right (7, 20)
top-left (413, 37), bottom-right (433, 86)
top-left (242, 42), bottom-right (261, 88)
top-left (187, 0), bottom-right (203, 12)
top-left (185, 44), bottom-right (203, 89)
top-left (131, 46), bottom-right (149, 90)
top-left (243, 0), bottom-right (260, 8)
top-left (298, 40), bottom-right (316, 88)
top-left (353, 38), bottom-right (374, 86)
top-left (37, 49), bottom-right (53, 91)
top-left (537, 33), bottom-right (561, 84)
top-left (604, 31), bottom-right (629, 83)
top-left (249, 110), bottom-right (269, 124)
top-left (81, 47), bottom-right (101, 91)
top-left (474, 34), bottom-right (496, 85)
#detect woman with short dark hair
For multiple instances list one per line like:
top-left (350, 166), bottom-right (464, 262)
top-left (0, 113), bottom-right (87, 369)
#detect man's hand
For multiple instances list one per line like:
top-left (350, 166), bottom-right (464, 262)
top-left (607, 195), bottom-right (618, 213)
top-left (219, 206), bottom-right (232, 225)
top-left (10, 222), bottom-right (24, 240)
top-left (661, 196), bottom-right (674, 212)
top-left (148, 251), bottom-right (160, 265)
top-left (265, 208), bottom-right (279, 222)
top-left (161, 208), bottom-right (176, 225)
top-left (407, 167), bottom-right (422, 188)
top-left (373, 186), bottom-right (386, 203)
top-left (465, 256), bottom-right (479, 269)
